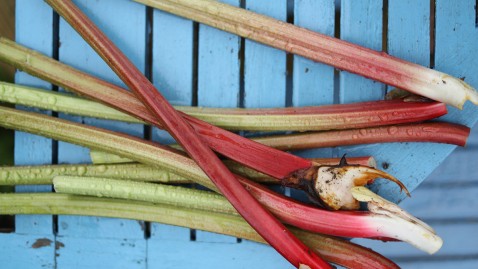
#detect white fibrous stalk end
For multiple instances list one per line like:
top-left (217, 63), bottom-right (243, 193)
top-left (419, 70), bottom-right (478, 109)
top-left (314, 164), bottom-right (408, 210)
top-left (351, 186), bottom-right (443, 254)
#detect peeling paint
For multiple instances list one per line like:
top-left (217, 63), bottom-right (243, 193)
top-left (55, 241), bottom-right (65, 250)
top-left (31, 238), bottom-right (52, 249)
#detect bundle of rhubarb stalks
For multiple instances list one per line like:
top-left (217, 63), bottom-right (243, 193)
top-left (1, 0), bottom-right (477, 268)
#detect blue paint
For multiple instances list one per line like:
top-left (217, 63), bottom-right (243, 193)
top-left (388, 0), bottom-right (430, 67)
top-left (292, 0), bottom-right (335, 170)
top-left (244, 1), bottom-right (287, 108)
top-left (148, 239), bottom-right (293, 269)
top-left (339, 0), bottom-right (385, 103)
top-left (0, 234), bottom-right (55, 269)
top-left (198, 0), bottom-right (240, 108)
top-left (14, 0), bottom-right (53, 238)
top-left (293, 0), bottom-right (335, 106)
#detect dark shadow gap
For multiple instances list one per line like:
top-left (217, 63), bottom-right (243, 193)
top-left (0, 0), bottom-right (15, 234)
top-left (332, 0), bottom-right (341, 159)
top-left (143, 6), bottom-right (154, 240)
top-left (189, 16), bottom-right (201, 242)
top-left (52, 9), bottom-right (60, 268)
top-left (52, 10), bottom-right (60, 238)
top-left (475, 0), bottom-right (478, 28)
top-left (285, 0), bottom-right (294, 107)
top-left (430, 0), bottom-right (436, 68)
top-left (382, 0), bottom-right (389, 96)
top-left (192, 22), bottom-right (199, 107)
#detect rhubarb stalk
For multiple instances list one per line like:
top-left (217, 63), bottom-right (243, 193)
top-left (0, 193), bottom-right (399, 269)
top-left (135, 0), bottom-right (478, 108)
top-left (253, 122), bottom-right (470, 150)
top-left (44, 1), bottom-right (330, 267)
top-left (0, 106), bottom-right (443, 254)
top-left (0, 81), bottom-right (448, 132)
top-left (0, 156), bottom-right (376, 186)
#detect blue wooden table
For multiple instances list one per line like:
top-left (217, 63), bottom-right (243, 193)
top-left (2, 0), bottom-right (478, 268)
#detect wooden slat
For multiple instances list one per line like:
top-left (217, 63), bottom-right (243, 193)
top-left (55, 0), bottom-right (146, 267)
top-left (14, 0), bottom-right (54, 237)
top-left (244, 1), bottom-right (287, 108)
top-left (291, 0), bottom-right (335, 160)
top-left (339, 0), bottom-right (384, 103)
top-left (7, 2), bottom-right (56, 267)
top-left (197, 0), bottom-right (240, 109)
top-left (400, 184), bottom-right (478, 220)
top-left (0, 234), bottom-right (54, 268)
top-left (195, 0), bottom-right (240, 244)
top-left (426, 147), bottom-right (478, 184)
top-left (148, 8), bottom-right (194, 262)
top-left (388, 0), bottom-right (430, 67)
top-left (56, 237), bottom-right (146, 269)
top-left (148, 239), bottom-right (293, 268)
top-left (293, 0), bottom-right (335, 107)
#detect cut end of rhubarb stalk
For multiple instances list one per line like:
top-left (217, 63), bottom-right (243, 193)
top-left (312, 159), bottom-right (409, 210)
top-left (442, 75), bottom-right (478, 109)
top-left (352, 186), bottom-right (443, 254)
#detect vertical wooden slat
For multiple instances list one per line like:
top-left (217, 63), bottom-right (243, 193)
top-left (13, 0), bottom-right (54, 237)
top-left (195, 0), bottom-right (240, 244)
top-left (148, 9), bottom-right (195, 267)
top-left (293, 0), bottom-right (335, 107)
top-left (55, 0), bottom-right (146, 268)
top-left (339, 0), bottom-right (384, 103)
top-left (0, 1), bottom-right (57, 268)
top-left (291, 0), bottom-right (335, 161)
top-left (244, 1), bottom-right (287, 108)
top-left (197, 0), bottom-right (241, 109)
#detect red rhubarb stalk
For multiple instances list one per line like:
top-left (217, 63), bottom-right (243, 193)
top-left (44, 0), bottom-right (330, 267)
top-left (135, 0), bottom-right (478, 109)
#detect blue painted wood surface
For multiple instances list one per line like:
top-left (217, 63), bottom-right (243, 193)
top-left (2, 0), bottom-right (478, 268)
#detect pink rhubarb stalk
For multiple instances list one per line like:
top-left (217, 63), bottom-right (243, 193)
top-left (135, 0), bottom-right (478, 109)
top-left (254, 122), bottom-right (470, 151)
top-left (44, 0), bottom-right (330, 267)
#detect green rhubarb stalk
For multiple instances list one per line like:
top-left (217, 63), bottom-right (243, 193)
top-left (0, 193), bottom-right (398, 269)
top-left (90, 150), bottom-right (377, 168)
top-left (0, 80), bottom-right (447, 132)
top-left (0, 155), bottom-right (376, 186)
top-left (0, 163), bottom-right (191, 185)
top-left (135, 0), bottom-right (478, 109)
top-left (53, 176), bottom-right (236, 215)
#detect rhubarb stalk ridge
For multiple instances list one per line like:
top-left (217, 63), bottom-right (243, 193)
top-left (352, 187), bottom-right (443, 255)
